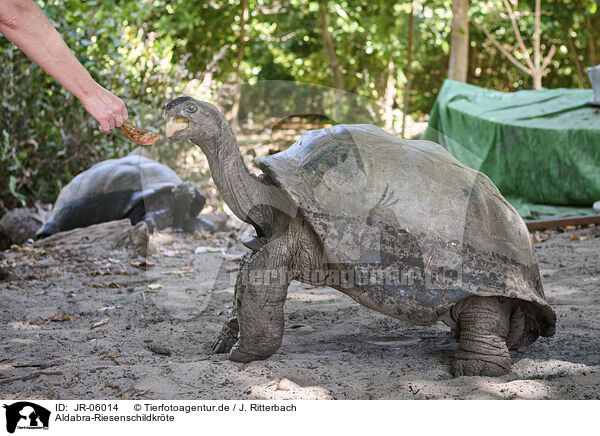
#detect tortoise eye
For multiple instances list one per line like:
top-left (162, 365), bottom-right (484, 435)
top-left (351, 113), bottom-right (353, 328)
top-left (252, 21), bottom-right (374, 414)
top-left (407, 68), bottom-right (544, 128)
top-left (185, 104), bottom-right (197, 114)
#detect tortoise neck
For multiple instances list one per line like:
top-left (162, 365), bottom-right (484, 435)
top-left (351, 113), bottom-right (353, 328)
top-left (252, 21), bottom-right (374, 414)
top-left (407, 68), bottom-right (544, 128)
top-left (192, 119), bottom-right (272, 234)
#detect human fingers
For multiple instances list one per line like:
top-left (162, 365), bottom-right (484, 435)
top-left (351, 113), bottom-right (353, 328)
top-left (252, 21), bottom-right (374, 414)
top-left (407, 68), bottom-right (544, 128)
top-left (114, 113), bottom-right (124, 128)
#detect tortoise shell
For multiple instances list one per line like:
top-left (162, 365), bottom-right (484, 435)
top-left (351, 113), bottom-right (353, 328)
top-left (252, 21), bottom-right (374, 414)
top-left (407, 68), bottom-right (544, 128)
top-left (37, 155), bottom-right (204, 236)
top-left (257, 124), bottom-right (555, 343)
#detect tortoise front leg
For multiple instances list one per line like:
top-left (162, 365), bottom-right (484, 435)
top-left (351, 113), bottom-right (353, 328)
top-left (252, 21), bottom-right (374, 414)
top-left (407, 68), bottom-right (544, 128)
top-left (211, 253), bottom-right (250, 355)
top-left (228, 242), bottom-right (293, 363)
top-left (453, 296), bottom-right (513, 377)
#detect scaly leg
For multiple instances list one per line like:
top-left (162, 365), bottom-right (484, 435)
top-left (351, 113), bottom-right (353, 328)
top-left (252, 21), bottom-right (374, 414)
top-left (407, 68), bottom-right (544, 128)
top-left (453, 296), bottom-right (513, 377)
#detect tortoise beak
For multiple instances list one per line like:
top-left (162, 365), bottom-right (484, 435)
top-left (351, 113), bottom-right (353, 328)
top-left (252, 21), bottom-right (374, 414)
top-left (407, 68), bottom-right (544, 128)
top-left (165, 116), bottom-right (189, 138)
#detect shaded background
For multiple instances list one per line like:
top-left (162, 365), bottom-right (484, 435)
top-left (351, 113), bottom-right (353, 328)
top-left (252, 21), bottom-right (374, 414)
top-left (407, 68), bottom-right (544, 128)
top-left (1, 0), bottom-right (598, 213)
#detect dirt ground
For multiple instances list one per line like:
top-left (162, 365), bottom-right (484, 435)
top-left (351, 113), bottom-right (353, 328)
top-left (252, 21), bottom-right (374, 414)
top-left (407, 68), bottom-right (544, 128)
top-left (0, 215), bottom-right (598, 401)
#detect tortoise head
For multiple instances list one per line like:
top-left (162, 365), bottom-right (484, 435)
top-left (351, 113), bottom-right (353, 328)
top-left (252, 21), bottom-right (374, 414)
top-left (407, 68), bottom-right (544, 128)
top-left (164, 96), bottom-right (224, 145)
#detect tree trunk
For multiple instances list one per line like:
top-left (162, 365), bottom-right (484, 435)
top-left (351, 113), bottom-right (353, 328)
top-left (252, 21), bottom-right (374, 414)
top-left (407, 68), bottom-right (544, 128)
top-left (565, 30), bottom-right (586, 88)
top-left (230, 0), bottom-right (249, 131)
top-left (318, 1), bottom-right (343, 89)
top-left (532, 71), bottom-right (542, 90)
top-left (585, 16), bottom-right (596, 66)
top-left (448, 0), bottom-right (469, 82)
top-left (402, 0), bottom-right (416, 138)
top-left (382, 59), bottom-right (396, 131)
top-left (533, 0), bottom-right (541, 82)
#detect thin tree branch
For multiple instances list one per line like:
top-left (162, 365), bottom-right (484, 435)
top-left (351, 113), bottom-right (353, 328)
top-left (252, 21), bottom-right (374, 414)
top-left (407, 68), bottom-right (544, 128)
top-left (501, 0), bottom-right (535, 70)
top-left (402, 0), bottom-right (417, 138)
top-left (534, 0), bottom-right (541, 70)
top-left (540, 44), bottom-right (557, 73)
top-left (471, 19), bottom-right (533, 75)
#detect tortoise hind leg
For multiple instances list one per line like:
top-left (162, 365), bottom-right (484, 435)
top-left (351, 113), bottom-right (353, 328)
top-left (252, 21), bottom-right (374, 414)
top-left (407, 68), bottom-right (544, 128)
top-left (453, 296), bottom-right (512, 377)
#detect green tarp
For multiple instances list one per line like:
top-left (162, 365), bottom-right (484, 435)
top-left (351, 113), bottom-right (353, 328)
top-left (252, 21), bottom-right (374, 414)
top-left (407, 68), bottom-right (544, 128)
top-left (423, 80), bottom-right (600, 219)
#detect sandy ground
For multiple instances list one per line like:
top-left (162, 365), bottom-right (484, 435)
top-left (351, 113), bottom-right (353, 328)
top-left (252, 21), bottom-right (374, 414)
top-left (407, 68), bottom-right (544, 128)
top-left (0, 218), bottom-right (598, 400)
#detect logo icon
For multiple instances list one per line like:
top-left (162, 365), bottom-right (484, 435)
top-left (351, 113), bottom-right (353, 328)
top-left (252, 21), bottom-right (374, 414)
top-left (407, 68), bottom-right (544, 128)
top-left (3, 402), bottom-right (50, 434)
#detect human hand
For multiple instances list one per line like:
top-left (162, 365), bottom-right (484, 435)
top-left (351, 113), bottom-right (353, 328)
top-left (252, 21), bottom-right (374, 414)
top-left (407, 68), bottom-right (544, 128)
top-left (80, 84), bottom-right (128, 132)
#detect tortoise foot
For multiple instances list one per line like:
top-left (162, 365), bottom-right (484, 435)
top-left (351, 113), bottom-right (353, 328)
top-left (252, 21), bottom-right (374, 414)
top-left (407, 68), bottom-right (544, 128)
top-left (211, 316), bottom-right (239, 354)
top-left (228, 343), bottom-right (272, 363)
top-left (453, 351), bottom-right (511, 377)
top-left (211, 333), bottom-right (237, 354)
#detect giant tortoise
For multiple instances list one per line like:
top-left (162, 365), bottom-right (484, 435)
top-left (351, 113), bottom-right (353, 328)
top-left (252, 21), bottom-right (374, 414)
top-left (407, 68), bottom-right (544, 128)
top-left (37, 155), bottom-right (210, 237)
top-left (165, 96), bottom-right (556, 377)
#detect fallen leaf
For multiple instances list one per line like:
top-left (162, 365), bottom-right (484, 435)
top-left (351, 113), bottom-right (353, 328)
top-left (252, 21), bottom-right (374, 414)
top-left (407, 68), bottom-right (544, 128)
top-left (194, 246), bottom-right (223, 254)
top-left (103, 352), bottom-right (117, 360)
top-left (161, 269), bottom-right (194, 276)
top-left (222, 253), bottom-right (244, 262)
top-left (34, 291), bottom-right (47, 296)
top-left (48, 312), bottom-right (78, 322)
top-left (11, 245), bottom-right (33, 253)
top-left (89, 269), bottom-right (129, 276)
top-left (130, 261), bottom-right (155, 270)
top-left (7, 284), bottom-right (25, 292)
top-left (91, 317), bottom-right (110, 329)
top-left (288, 324), bottom-right (304, 329)
top-left (97, 306), bottom-right (116, 312)
top-left (531, 231), bottom-right (550, 244)
top-left (22, 273), bottom-right (41, 280)
top-left (160, 250), bottom-right (180, 257)
top-left (147, 283), bottom-right (163, 290)
top-left (88, 269), bottom-right (110, 277)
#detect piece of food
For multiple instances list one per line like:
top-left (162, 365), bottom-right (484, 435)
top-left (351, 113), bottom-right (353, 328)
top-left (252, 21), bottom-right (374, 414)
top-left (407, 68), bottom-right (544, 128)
top-left (119, 122), bottom-right (162, 145)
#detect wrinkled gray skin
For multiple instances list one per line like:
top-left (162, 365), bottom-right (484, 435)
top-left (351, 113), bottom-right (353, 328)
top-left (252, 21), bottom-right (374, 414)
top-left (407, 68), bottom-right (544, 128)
top-left (165, 97), bottom-right (555, 377)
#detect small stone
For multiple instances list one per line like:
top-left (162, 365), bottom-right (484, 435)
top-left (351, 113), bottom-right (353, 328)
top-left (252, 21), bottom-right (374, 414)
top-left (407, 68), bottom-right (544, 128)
top-left (277, 379), bottom-right (293, 391)
top-left (146, 344), bottom-right (172, 356)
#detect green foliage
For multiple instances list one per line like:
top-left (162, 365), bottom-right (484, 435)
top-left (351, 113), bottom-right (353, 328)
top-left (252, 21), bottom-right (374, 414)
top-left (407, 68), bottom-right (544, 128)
top-left (0, 0), bottom-right (181, 212)
top-left (1, 0), bottom-right (598, 212)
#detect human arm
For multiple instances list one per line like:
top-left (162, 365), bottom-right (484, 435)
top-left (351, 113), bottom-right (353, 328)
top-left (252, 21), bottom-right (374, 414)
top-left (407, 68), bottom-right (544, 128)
top-left (0, 0), bottom-right (127, 131)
